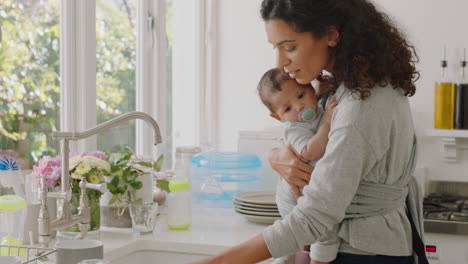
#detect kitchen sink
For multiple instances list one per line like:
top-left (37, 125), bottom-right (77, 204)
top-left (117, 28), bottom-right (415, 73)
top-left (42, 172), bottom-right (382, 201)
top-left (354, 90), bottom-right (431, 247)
top-left (108, 249), bottom-right (208, 263)
top-left (105, 240), bottom-right (216, 264)
top-left (105, 239), bottom-right (273, 264)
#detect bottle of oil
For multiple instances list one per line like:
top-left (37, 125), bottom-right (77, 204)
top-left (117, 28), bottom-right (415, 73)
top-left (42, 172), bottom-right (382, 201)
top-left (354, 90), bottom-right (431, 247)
top-left (434, 46), bottom-right (455, 129)
top-left (455, 48), bottom-right (468, 129)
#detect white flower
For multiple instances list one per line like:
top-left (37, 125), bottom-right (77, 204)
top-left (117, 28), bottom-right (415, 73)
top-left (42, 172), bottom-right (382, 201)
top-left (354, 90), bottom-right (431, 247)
top-left (97, 159), bottom-right (110, 172)
top-left (76, 163), bottom-right (91, 175)
top-left (89, 175), bottom-right (100, 184)
top-left (71, 172), bottom-right (82, 179)
top-left (98, 172), bottom-right (105, 181)
top-left (69, 156), bottom-right (82, 170)
top-left (83, 156), bottom-right (99, 167)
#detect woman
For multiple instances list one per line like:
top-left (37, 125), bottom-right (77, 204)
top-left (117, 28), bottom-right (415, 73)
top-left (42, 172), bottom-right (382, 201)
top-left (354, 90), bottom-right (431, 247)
top-left (192, 0), bottom-right (427, 263)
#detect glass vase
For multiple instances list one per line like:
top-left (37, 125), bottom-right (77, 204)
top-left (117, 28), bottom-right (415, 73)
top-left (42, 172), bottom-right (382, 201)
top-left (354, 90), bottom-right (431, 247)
top-left (62, 188), bottom-right (101, 234)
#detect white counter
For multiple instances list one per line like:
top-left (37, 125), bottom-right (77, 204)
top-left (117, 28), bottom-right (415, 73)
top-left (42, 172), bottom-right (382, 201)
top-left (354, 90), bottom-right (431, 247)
top-left (85, 207), bottom-right (272, 263)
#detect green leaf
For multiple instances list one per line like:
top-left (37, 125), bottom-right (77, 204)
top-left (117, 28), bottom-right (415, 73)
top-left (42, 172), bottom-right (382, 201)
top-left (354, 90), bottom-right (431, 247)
top-left (130, 180), bottom-right (142, 190)
top-left (116, 185), bottom-right (128, 195)
top-left (107, 176), bottom-right (120, 194)
top-left (122, 173), bottom-right (129, 183)
top-left (156, 179), bottom-right (170, 192)
top-left (110, 175), bottom-right (119, 186)
top-left (153, 154), bottom-right (164, 172)
top-left (109, 195), bottom-right (119, 205)
top-left (138, 161), bottom-right (152, 168)
top-left (130, 170), bottom-right (139, 179)
top-left (110, 163), bottom-right (122, 173)
top-left (123, 170), bottom-right (138, 183)
top-left (123, 152), bottom-right (133, 160)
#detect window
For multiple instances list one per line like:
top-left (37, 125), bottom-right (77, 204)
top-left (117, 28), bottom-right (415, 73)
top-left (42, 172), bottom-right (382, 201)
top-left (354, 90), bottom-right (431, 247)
top-left (95, 0), bottom-right (137, 153)
top-left (0, 0), bottom-right (214, 169)
top-left (61, 1), bottom-right (170, 162)
top-left (0, 0), bottom-right (60, 168)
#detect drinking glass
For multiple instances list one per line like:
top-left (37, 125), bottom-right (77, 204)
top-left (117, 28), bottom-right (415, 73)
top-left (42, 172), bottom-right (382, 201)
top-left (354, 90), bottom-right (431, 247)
top-left (129, 203), bottom-right (159, 235)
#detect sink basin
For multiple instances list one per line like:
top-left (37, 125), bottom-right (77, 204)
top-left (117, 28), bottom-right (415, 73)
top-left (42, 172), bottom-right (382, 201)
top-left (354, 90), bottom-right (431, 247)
top-left (106, 240), bottom-right (216, 264)
top-left (109, 249), bottom-right (207, 263)
top-left (105, 240), bottom-right (273, 264)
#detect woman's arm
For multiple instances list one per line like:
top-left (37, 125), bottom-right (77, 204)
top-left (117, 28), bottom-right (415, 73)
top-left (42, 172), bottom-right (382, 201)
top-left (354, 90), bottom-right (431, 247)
top-left (190, 233), bottom-right (271, 264)
top-left (264, 124), bottom-right (377, 258)
top-left (269, 145), bottom-right (313, 198)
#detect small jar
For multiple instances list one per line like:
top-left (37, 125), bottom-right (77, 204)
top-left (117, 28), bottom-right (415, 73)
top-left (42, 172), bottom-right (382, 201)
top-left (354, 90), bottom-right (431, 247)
top-left (167, 179), bottom-right (191, 230)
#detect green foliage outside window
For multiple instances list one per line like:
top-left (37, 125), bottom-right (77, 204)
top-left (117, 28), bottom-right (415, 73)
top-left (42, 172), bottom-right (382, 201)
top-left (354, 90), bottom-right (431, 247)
top-left (0, 1), bottom-right (61, 167)
top-left (0, 0), bottom-right (137, 167)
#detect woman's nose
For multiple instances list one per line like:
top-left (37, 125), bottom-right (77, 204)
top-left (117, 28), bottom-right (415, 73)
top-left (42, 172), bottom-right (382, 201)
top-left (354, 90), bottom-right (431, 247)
top-left (276, 50), bottom-right (289, 68)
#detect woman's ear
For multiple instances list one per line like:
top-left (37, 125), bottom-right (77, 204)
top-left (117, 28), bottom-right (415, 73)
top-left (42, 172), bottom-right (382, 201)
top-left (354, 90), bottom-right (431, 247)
top-left (326, 26), bottom-right (340, 47)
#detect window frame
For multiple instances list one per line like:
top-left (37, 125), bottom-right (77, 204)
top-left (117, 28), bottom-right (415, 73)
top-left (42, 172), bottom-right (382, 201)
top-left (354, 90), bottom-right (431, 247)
top-left (60, 0), bottom-right (169, 158)
top-left (195, 0), bottom-right (218, 146)
top-left (59, 0), bottom-right (216, 156)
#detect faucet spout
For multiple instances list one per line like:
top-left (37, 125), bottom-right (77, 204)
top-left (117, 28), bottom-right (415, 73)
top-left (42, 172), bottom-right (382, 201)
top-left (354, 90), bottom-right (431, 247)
top-left (52, 111), bottom-right (162, 144)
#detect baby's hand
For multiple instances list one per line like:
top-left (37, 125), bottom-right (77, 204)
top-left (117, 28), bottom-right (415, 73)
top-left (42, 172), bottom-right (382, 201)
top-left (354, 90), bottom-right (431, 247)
top-left (323, 96), bottom-right (338, 125)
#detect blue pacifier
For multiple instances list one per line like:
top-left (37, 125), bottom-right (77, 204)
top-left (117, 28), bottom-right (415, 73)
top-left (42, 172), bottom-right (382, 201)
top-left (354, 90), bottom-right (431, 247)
top-left (298, 105), bottom-right (316, 121)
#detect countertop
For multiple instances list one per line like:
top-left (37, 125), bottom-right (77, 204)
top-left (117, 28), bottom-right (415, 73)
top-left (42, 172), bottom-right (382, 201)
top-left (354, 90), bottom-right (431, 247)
top-left (101, 207), bottom-right (270, 253)
top-left (45, 207), bottom-right (273, 263)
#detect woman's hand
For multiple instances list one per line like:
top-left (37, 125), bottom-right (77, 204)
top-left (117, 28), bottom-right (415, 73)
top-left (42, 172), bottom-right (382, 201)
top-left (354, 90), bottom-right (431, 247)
top-left (269, 145), bottom-right (314, 198)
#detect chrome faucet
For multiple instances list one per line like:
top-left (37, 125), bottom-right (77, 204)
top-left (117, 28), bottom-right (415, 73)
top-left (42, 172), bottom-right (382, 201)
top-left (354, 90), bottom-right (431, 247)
top-left (38, 111), bottom-right (162, 248)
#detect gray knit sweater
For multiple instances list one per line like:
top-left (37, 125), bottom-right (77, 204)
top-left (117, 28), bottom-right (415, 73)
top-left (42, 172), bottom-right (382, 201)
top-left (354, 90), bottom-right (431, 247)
top-left (264, 83), bottom-right (415, 258)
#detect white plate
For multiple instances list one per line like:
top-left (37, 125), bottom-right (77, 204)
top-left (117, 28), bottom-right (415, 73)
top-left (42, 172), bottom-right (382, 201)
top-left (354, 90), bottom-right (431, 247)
top-left (234, 191), bottom-right (276, 205)
top-left (234, 207), bottom-right (281, 217)
top-left (235, 211), bottom-right (281, 225)
top-left (233, 204), bottom-right (279, 213)
top-left (232, 200), bottom-right (279, 210)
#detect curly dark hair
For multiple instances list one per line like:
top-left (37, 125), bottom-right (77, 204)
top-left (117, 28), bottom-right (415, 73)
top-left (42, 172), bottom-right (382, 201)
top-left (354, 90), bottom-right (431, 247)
top-left (260, 0), bottom-right (419, 99)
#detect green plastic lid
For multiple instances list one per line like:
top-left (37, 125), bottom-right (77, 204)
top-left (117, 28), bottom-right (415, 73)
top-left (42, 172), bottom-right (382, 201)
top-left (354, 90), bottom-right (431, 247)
top-left (0, 195), bottom-right (27, 213)
top-left (1, 235), bottom-right (26, 256)
top-left (168, 179), bottom-right (190, 192)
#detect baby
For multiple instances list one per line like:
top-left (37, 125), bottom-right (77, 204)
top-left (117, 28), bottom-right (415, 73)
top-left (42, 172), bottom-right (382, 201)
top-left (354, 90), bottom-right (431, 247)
top-left (257, 68), bottom-right (338, 264)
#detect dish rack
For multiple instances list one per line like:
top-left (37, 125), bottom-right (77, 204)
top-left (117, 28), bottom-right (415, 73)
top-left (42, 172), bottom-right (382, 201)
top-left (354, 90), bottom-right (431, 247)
top-left (0, 245), bottom-right (56, 264)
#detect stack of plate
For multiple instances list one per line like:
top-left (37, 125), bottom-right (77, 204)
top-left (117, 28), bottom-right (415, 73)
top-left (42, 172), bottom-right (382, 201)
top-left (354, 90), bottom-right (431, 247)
top-left (233, 191), bottom-right (281, 224)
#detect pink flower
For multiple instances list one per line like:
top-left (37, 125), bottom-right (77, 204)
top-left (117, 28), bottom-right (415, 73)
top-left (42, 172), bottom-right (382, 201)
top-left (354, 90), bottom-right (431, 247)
top-left (33, 151), bottom-right (107, 189)
top-left (33, 155), bottom-right (62, 189)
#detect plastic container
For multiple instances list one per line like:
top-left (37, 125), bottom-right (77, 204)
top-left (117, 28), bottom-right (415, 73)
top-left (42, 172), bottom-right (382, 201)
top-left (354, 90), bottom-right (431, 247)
top-left (190, 152), bottom-right (262, 208)
top-left (0, 171), bottom-right (27, 247)
top-left (167, 179), bottom-right (191, 230)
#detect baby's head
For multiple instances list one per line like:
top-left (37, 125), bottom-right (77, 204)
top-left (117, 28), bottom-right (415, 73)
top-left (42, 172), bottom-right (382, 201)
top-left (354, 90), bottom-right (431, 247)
top-left (257, 68), bottom-right (318, 122)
